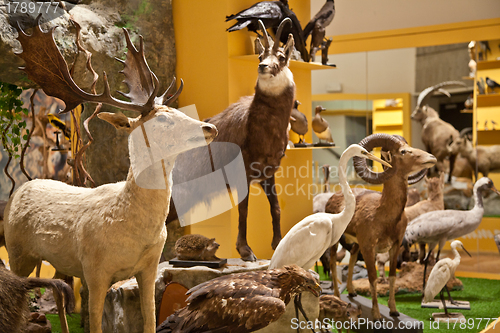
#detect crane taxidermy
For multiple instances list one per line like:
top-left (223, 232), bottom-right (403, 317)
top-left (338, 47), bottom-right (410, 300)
top-left (423, 240), bottom-right (471, 317)
top-left (269, 144), bottom-right (391, 326)
top-left (325, 133), bottom-right (436, 319)
top-left (156, 265), bottom-right (321, 333)
top-left (169, 19), bottom-right (295, 262)
top-left (402, 177), bottom-right (499, 292)
top-left (2, 17), bottom-right (217, 333)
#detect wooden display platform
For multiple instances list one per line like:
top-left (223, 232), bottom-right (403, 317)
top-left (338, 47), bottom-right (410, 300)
top-left (421, 300), bottom-right (470, 310)
top-left (168, 258), bottom-right (227, 268)
top-left (431, 312), bottom-right (465, 324)
top-left (339, 294), bottom-right (424, 333)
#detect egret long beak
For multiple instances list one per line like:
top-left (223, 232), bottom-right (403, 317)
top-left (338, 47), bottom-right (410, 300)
top-left (461, 244), bottom-right (472, 257)
top-left (491, 185), bottom-right (500, 196)
top-left (362, 151), bottom-right (392, 168)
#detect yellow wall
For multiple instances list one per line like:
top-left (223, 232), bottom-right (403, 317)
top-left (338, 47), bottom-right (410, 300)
top-left (173, 0), bottom-right (315, 259)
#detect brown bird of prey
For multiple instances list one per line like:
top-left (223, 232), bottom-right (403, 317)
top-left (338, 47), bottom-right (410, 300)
top-left (312, 105), bottom-right (334, 145)
top-left (303, 0), bottom-right (335, 63)
top-left (290, 100), bottom-right (308, 144)
top-left (156, 265), bottom-right (321, 333)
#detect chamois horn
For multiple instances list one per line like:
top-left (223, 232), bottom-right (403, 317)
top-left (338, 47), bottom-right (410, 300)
top-left (272, 18), bottom-right (291, 53)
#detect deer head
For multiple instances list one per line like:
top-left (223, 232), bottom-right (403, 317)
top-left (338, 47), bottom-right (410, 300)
top-left (411, 81), bottom-right (466, 122)
top-left (353, 134), bottom-right (436, 185)
top-left (255, 19), bottom-right (295, 96)
top-left (15, 17), bottom-right (217, 176)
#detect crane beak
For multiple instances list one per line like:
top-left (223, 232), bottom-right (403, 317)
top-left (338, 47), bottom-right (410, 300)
top-left (362, 151), bottom-right (392, 168)
top-left (491, 185), bottom-right (500, 196)
top-left (461, 245), bottom-right (472, 257)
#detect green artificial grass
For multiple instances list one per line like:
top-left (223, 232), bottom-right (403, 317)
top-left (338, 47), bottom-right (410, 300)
top-left (314, 264), bottom-right (500, 333)
top-left (45, 314), bottom-right (83, 333)
top-left (46, 269), bottom-right (499, 333)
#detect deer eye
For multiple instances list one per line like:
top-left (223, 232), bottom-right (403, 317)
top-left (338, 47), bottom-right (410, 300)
top-left (278, 54), bottom-right (286, 62)
top-left (400, 149), bottom-right (407, 155)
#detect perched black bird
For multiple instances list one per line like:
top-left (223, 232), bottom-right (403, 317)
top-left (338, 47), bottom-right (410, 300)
top-left (226, 0), bottom-right (309, 62)
top-left (156, 265), bottom-right (321, 333)
top-left (486, 76), bottom-right (500, 93)
top-left (303, 0), bottom-right (335, 62)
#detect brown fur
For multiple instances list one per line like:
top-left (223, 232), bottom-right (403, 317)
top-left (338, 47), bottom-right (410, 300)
top-left (169, 29), bottom-right (296, 261)
top-left (405, 174), bottom-right (445, 222)
top-left (326, 140), bottom-right (435, 319)
top-left (406, 189), bottom-right (420, 207)
top-left (174, 234), bottom-right (220, 261)
top-left (0, 265), bottom-right (74, 333)
top-left (318, 295), bottom-right (361, 333)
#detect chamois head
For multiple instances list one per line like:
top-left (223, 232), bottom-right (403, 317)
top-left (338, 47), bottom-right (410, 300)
top-left (16, 16), bottom-right (217, 155)
top-left (411, 81), bottom-right (466, 122)
top-left (353, 133), bottom-right (436, 185)
top-left (255, 19), bottom-right (295, 96)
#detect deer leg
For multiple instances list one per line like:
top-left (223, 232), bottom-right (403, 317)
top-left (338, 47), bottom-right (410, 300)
top-left (136, 268), bottom-right (158, 332)
top-left (86, 273), bottom-right (111, 333)
top-left (330, 243), bottom-right (340, 297)
top-left (53, 286), bottom-right (70, 333)
top-left (388, 244), bottom-right (400, 316)
top-left (362, 248), bottom-right (381, 320)
top-left (448, 154), bottom-right (456, 183)
top-left (236, 193), bottom-right (257, 262)
top-left (346, 243), bottom-right (359, 297)
top-left (260, 176), bottom-right (282, 250)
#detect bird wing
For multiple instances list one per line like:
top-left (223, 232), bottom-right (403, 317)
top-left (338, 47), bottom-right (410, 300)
top-left (405, 210), bottom-right (465, 245)
top-left (162, 271), bottom-right (286, 332)
top-left (226, 2), bottom-right (283, 21)
top-left (303, 2), bottom-right (335, 38)
top-left (423, 259), bottom-right (452, 303)
top-left (269, 214), bottom-right (332, 269)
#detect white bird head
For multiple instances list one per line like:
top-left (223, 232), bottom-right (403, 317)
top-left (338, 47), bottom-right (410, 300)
top-left (474, 177), bottom-right (500, 195)
top-left (450, 240), bottom-right (471, 257)
top-left (344, 144), bottom-right (392, 168)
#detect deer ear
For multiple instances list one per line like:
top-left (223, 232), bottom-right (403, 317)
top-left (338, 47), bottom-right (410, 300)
top-left (255, 37), bottom-right (265, 55)
top-left (98, 112), bottom-right (132, 130)
top-left (283, 33), bottom-right (294, 60)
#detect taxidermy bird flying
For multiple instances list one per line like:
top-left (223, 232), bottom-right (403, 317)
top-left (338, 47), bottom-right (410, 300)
top-left (226, 0), bottom-right (309, 62)
top-left (312, 105), bottom-right (334, 145)
top-left (47, 114), bottom-right (71, 141)
top-left (156, 265), bottom-right (321, 333)
top-left (290, 100), bottom-right (308, 143)
top-left (303, 0), bottom-right (335, 62)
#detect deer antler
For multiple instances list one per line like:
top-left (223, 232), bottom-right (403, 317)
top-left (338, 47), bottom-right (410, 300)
top-left (15, 15), bottom-right (161, 116)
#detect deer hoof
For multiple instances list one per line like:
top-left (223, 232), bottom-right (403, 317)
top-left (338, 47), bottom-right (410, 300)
top-left (238, 245), bottom-right (257, 262)
top-left (348, 292), bottom-right (358, 297)
top-left (390, 311), bottom-right (400, 317)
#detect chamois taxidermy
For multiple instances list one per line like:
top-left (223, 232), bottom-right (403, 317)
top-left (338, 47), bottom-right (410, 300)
top-left (448, 128), bottom-right (500, 178)
top-left (325, 134), bottom-right (436, 319)
top-left (2, 19), bottom-right (217, 333)
top-left (411, 81), bottom-right (465, 182)
top-left (0, 264), bottom-right (75, 333)
top-left (168, 19), bottom-right (295, 261)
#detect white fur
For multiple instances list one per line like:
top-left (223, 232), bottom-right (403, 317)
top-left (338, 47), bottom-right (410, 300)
top-left (257, 60), bottom-right (294, 96)
top-left (2, 108), bottom-right (216, 333)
